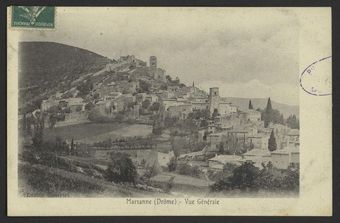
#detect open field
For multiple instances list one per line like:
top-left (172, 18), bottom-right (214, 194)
top-left (43, 122), bottom-right (152, 143)
top-left (81, 124), bottom-right (153, 143)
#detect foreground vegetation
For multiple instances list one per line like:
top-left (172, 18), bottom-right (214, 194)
top-left (210, 162), bottom-right (299, 194)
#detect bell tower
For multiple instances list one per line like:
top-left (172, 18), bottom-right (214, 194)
top-left (150, 56), bottom-right (157, 68)
top-left (209, 87), bottom-right (220, 115)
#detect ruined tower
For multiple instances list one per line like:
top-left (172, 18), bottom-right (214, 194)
top-left (150, 56), bottom-right (157, 68)
top-left (209, 87), bottom-right (220, 115)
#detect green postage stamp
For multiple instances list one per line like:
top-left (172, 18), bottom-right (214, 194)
top-left (11, 6), bottom-right (55, 28)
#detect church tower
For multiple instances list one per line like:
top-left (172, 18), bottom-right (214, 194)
top-left (209, 87), bottom-right (220, 116)
top-left (150, 56), bottom-right (157, 69)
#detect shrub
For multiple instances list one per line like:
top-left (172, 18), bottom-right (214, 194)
top-left (177, 163), bottom-right (200, 178)
top-left (105, 152), bottom-right (137, 184)
top-left (168, 157), bottom-right (177, 172)
top-left (210, 162), bottom-right (300, 193)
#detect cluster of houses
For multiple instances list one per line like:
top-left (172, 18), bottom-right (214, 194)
top-left (38, 54), bottom-right (299, 175)
top-left (38, 55), bottom-right (207, 125)
top-left (40, 96), bottom-right (88, 127)
top-left (150, 85), bottom-right (300, 172)
top-left (39, 55), bottom-right (167, 124)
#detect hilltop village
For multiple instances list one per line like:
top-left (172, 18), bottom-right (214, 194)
top-left (20, 55), bottom-right (300, 196)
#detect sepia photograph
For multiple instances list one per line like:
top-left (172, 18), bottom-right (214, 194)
top-left (7, 6), bottom-right (332, 216)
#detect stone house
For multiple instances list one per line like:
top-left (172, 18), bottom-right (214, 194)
top-left (241, 149), bottom-right (272, 169)
top-left (271, 145), bottom-right (299, 169)
top-left (60, 98), bottom-right (85, 113)
top-left (41, 98), bottom-right (59, 112)
top-left (240, 109), bottom-right (262, 123)
top-left (162, 98), bottom-right (188, 110)
top-left (218, 102), bottom-right (238, 116)
top-left (178, 148), bottom-right (207, 162)
top-left (208, 154), bottom-right (242, 170)
top-left (145, 94), bottom-right (159, 103)
top-left (247, 134), bottom-right (270, 150)
top-left (166, 104), bottom-right (192, 119)
top-left (191, 97), bottom-right (209, 111)
top-left (152, 68), bottom-right (166, 82)
top-left (207, 132), bottom-right (227, 148)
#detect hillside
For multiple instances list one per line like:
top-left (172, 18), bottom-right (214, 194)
top-left (226, 97), bottom-right (299, 118)
top-left (19, 42), bottom-right (112, 111)
top-left (18, 41), bottom-right (298, 118)
top-left (19, 41), bottom-right (112, 85)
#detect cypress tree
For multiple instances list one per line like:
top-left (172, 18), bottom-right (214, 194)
top-left (71, 138), bottom-right (75, 155)
top-left (268, 130), bottom-right (277, 152)
top-left (280, 114), bottom-right (284, 124)
top-left (263, 97), bottom-right (273, 127)
top-left (248, 100), bottom-right (253, 109)
top-left (266, 97), bottom-right (272, 111)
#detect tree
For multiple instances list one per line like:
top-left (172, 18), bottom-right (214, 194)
top-left (125, 101), bottom-right (136, 111)
top-left (268, 130), bottom-right (277, 152)
top-left (262, 97), bottom-right (273, 127)
top-left (47, 105), bottom-right (60, 113)
top-left (85, 102), bottom-right (95, 110)
top-left (164, 116), bottom-right (179, 128)
top-left (248, 100), bottom-right (253, 110)
top-left (188, 109), bottom-right (210, 120)
top-left (77, 80), bottom-right (93, 97)
top-left (32, 126), bottom-right (43, 149)
top-left (279, 114), bottom-right (285, 124)
top-left (166, 75), bottom-right (172, 82)
top-left (210, 161), bottom-right (299, 193)
top-left (266, 97), bottom-right (272, 111)
top-left (203, 131), bottom-right (208, 141)
top-left (152, 120), bottom-right (162, 135)
top-left (177, 163), bottom-right (200, 177)
top-left (142, 99), bottom-right (151, 110)
top-left (55, 136), bottom-right (63, 150)
top-left (283, 166), bottom-right (299, 191)
top-left (160, 84), bottom-right (168, 90)
top-left (49, 114), bottom-right (57, 129)
top-left (139, 80), bottom-right (151, 93)
top-left (200, 119), bottom-right (208, 128)
top-left (168, 157), bottom-right (177, 172)
top-left (212, 108), bottom-right (219, 118)
top-left (150, 102), bottom-right (160, 112)
top-left (144, 161), bottom-right (160, 178)
top-left (70, 138), bottom-right (75, 155)
top-left (261, 97), bottom-right (286, 127)
top-left (32, 114), bottom-right (44, 149)
top-left (229, 162), bottom-right (260, 191)
top-left (218, 142), bottom-right (225, 153)
top-left (287, 114), bottom-right (299, 129)
top-left (105, 152), bottom-right (137, 184)
top-left (254, 163), bottom-right (281, 191)
top-left (249, 140), bottom-right (255, 150)
top-left (225, 133), bottom-right (247, 155)
top-left (210, 179), bottom-right (232, 192)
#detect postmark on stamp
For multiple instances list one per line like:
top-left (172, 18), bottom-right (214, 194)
top-left (300, 56), bottom-right (332, 96)
top-left (11, 6), bottom-right (55, 29)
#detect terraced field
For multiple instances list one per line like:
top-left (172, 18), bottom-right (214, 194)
top-left (44, 122), bottom-right (152, 143)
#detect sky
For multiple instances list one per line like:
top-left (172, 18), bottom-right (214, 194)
top-left (20, 7), bottom-right (300, 105)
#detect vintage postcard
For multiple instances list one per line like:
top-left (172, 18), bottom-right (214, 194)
top-left (7, 7), bottom-right (332, 216)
